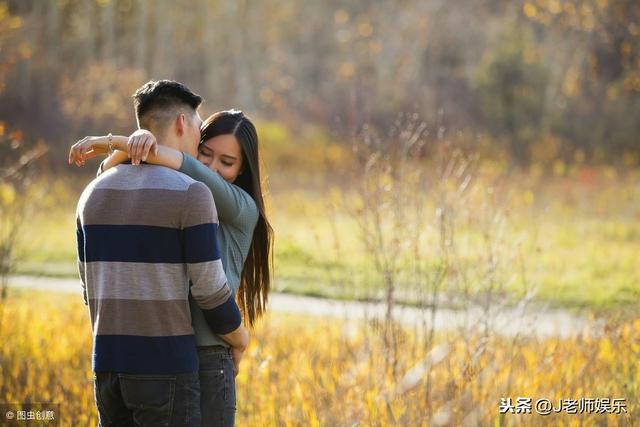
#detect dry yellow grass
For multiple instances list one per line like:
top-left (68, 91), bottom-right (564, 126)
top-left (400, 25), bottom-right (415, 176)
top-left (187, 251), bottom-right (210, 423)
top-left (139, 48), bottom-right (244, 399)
top-left (1, 289), bottom-right (637, 426)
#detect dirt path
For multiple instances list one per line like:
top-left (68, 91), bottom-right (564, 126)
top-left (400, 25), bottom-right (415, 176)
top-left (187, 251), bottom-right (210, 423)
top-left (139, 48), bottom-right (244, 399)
top-left (6, 275), bottom-right (604, 339)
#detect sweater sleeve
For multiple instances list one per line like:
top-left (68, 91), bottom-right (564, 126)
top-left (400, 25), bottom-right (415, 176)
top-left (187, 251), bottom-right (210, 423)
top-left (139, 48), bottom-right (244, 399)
top-left (75, 215), bottom-right (88, 306)
top-left (182, 181), bottom-right (242, 334)
top-left (179, 153), bottom-right (259, 231)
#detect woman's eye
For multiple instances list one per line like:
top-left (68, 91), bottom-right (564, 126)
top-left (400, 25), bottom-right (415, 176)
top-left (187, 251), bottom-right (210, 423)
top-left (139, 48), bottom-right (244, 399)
top-left (222, 161), bottom-right (233, 167)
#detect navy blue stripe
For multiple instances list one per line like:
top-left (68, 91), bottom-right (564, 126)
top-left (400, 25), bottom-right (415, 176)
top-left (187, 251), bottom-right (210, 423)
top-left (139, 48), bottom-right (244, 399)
top-left (93, 335), bottom-right (198, 374)
top-left (76, 228), bottom-right (85, 262)
top-left (201, 295), bottom-right (242, 335)
top-left (183, 223), bottom-right (221, 263)
top-left (82, 224), bottom-right (219, 263)
top-left (83, 225), bottom-right (182, 263)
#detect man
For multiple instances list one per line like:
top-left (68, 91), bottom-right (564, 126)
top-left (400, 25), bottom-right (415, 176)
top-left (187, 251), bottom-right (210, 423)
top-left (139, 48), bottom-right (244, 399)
top-left (76, 80), bottom-right (248, 426)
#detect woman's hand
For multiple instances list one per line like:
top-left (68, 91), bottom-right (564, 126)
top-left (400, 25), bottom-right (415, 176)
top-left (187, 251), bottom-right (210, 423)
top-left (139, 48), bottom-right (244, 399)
top-left (128, 129), bottom-right (158, 166)
top-left (231, 346), bottom-right (245, 377)
top-left (68, 136), bottom-right (110, 167)
top-left (220, 325), bottom-right (249, 377)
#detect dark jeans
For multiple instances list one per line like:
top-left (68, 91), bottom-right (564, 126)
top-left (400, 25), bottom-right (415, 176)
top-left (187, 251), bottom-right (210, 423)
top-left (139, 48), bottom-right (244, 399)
top-left (93, 372), bottom-right (200, 427)
top-left (198, 346), bottom-right (236, 427)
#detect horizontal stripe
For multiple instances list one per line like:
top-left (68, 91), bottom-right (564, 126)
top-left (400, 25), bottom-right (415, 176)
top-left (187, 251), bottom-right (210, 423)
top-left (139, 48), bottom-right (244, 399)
top-left (183, 223), bottom-right (220, 263)
top-left (181, 181), bottom-right (220, 228)
top-left (95, 164), bottom-right (195, 191)
top-left (89, 298), bottom-right (193, 336)
top-left (76, 228), bottom-right (85, 262)
top-left (200, 295), bottom-right (242, 335)
top-left (188, 262), bottom-right (230, 310)
top-left (84, 262), bottom-right (190, 301)
top-left (93, 334), bottom-right (198, 374)
top-left (83, 224), bottom-right (182, 262)
top-left (82, 223), bottom-right (220, 263)
top-left (80, 188), bottom-right (188, 229)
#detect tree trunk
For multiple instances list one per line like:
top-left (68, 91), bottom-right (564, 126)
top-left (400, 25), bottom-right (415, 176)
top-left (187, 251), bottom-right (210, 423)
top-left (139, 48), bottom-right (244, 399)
top-left (135, 0), bottom-right (148, 70)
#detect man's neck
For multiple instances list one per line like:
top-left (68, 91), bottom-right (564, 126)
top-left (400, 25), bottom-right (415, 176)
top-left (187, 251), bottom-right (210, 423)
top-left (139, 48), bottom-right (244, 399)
top-left (160, 139), bottom-right (181, 151)
top-left (152, 131), bottom-right (181, 152)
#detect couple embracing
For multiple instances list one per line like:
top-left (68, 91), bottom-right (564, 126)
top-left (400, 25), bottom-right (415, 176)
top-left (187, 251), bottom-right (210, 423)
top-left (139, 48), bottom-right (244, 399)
top-left (71, 79), bottom-right (273, 426)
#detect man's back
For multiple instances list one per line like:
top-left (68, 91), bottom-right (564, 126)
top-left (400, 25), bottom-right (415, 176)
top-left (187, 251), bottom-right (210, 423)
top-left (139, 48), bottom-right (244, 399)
top-left (76, 163), bottom-right (232, 374)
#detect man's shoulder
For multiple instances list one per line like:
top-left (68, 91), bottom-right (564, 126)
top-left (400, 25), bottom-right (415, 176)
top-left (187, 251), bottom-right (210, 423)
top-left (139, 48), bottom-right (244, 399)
top-left (92, 164), bottom-right (199, 192)
top-left (144, 165), bottom-right (199, 188)
top-left (76, 165), bottom-right (209, 225)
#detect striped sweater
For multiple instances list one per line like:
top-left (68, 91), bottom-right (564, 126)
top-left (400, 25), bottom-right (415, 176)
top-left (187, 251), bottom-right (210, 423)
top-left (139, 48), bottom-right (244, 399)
top-left (76, 163), bottom-right (241, 374)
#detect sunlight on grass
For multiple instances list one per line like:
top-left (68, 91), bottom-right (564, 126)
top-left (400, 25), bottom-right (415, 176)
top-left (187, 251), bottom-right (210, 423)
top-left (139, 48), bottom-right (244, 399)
top-left (12, 164), bottom-right (640, 313)
top-left (1, 290), bottom-right (637, 425)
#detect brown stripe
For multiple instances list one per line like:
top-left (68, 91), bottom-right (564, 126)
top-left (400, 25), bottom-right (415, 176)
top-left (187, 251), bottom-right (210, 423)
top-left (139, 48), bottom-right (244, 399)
top-left (89, 298), bottom-right (194, 337)
top-left (81, 188), bottom-right (188, 228)
top-left (182, 181), bottom-right (220, 228)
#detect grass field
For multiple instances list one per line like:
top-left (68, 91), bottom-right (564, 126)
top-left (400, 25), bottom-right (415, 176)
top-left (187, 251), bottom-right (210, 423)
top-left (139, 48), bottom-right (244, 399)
top-left (11, 163), bottom-right (640, 314)
top-left (0, 289), bottom-right (637, 426)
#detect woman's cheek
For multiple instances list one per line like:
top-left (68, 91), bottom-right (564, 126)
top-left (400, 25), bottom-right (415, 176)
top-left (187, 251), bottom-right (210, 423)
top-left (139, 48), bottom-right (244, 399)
top-left (227, 168), bottom-right (241, 183)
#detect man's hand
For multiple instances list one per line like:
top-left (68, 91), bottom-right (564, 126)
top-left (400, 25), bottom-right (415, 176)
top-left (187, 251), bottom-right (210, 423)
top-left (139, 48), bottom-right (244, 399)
top-left (128, 129), bottom-right (158, 165)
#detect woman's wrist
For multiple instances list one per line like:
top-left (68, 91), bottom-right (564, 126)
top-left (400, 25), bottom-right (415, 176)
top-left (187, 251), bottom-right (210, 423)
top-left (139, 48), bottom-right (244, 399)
top-left (109, 135), bottom-right (129, 152)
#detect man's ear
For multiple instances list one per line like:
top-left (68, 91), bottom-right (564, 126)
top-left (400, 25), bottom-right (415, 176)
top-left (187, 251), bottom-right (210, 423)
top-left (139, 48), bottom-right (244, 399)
top-left (175, 113), bottom-right (186, 137)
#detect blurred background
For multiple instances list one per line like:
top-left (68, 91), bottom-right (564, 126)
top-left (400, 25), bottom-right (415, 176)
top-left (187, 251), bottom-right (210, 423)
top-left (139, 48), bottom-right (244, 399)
top-left (2, 0), bottom-right (640, 168)
top-left (1, 0), bottom-right (639, 425)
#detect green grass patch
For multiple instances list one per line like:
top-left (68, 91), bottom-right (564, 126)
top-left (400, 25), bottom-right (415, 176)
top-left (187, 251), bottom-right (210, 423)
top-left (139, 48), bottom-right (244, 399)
top-left (9, 172), bottom-right (640, 315)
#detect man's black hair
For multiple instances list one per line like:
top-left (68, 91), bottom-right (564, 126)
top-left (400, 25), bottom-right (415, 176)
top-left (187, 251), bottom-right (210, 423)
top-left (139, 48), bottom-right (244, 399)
top-left (132, 80), bottom-right (203, 129)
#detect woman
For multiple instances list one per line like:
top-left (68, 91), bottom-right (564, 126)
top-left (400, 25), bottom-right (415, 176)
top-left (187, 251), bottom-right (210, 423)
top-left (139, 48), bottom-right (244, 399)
top-left (70, 110), bottom-right (273, 426)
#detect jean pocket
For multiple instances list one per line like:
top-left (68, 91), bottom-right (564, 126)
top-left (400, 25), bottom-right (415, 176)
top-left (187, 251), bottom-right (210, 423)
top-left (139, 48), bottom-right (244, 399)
top-left (199, 365), bottom-right (225, 400)
top-left (120, 375), bottom-right (176, 426)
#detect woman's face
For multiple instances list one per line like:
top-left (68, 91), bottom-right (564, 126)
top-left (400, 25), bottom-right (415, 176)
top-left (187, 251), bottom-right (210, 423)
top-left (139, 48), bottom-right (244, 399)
top-left (197, 134), bottom-right (244, 183)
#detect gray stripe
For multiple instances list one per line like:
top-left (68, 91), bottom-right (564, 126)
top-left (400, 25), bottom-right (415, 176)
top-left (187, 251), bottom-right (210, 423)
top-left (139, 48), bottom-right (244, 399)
top-left (84, 262), bottom-right (189, 301)
top-left (188, 259), bottom-right (230, 310)
top-left (95, 164), bottom-right (195, 191)
top-left (81, 188), bottom-right (187, 228)
top-left (193, 282), bottom-right (232, 311)
top-left (89, 298), bottom-right (194, 337)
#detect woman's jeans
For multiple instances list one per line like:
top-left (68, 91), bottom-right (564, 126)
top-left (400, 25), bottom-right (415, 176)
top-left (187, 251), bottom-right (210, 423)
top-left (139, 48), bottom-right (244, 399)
top-left (93, 371), bottom-right (201, 427)
top-left (197, 345), bottom-right (237, 427)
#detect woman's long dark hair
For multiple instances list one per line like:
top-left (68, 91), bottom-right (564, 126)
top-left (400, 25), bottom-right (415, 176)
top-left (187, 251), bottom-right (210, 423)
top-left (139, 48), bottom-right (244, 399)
top-left (200, 110), bottom-right (273, 327)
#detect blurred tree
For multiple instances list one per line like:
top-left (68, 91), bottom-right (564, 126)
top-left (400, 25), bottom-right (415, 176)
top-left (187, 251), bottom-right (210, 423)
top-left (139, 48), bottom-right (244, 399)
top-left (0, 3), bottom-right (46, 292)
top-left (0, 125), bottom-right (46, 301)
top-left (521, 0), bottom-right (640, 163)
top-left (58, 63), bottom-right (144, 135)
top-left (473, 22), bottom-right (550, 167)
top-left (0, 0), bottom-right (637, 167)
top-left (0, 1), bottom-right (28, 92)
